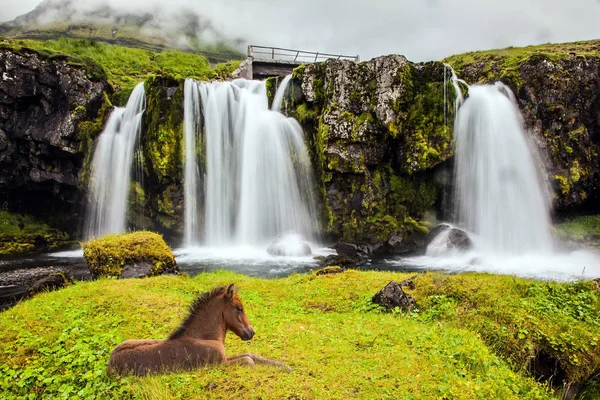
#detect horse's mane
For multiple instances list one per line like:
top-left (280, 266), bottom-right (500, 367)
top-left (168, 286), bottom-right (226, 340)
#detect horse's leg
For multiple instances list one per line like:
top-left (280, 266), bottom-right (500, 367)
top-left (227, 353), bottom-right (292, 372)
top-left (225, 354), bottom-right (255, 367)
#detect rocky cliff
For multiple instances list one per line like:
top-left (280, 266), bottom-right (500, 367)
top-left (0, 44), bottom-right (110, 234)
top-left (445, 41), bottom-right (600, 214)
top-left (278, 56), bottom-right (457, 249)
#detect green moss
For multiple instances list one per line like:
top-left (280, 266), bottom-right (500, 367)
top-left (82, 231), bottom-right (176, 278)
top-left (143, 76), bottom-right (184, 185)
top-left (0, 211), bottom-right (72, 255)
top-left (77, 92), bottom-right (113, 188)
top-left (291, 63), bottom-right (306, 80)
top-left (554, 215), bottom-right (600, 241)
top-left (265, 76), bottom-right (277, 108)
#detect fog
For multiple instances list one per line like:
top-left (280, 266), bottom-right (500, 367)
top-left (2, 0), bottom-right (600, 61)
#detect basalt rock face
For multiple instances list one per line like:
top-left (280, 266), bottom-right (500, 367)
top-left (134, 76), bottom-right (185, 240)
top-left (447, 51), bottom-right (600, 214)
top-left (281, 56), bottom-right (457, 246)
top-left (0, 46), bottom-right (110, 233)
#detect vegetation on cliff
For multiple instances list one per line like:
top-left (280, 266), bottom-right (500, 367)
top-left (0, 37), bottom-right (240, 105)
top-left (289, 59), bottom-right (454, 244)
top-left (82, 231), bottom-right (176, 278)
top-left (0, 211), bottom-right (73, 256)
top-left (1, 270), bottom-right (599, 399)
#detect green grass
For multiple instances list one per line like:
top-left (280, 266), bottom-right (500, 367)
top-left (554, 215), bottom-right (600, 241)
top-left (1, 270), bottom-right (599, 399)
top-left (83, 231), bottom-right (176, 278)
top-left (0, 37), bottom-right (240, 104)
top-left (444, 39), bottom-right (600, 86)
top-left (1, 21), bottom-right (245, 63)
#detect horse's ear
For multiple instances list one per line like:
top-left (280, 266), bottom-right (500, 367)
top-left (226, 284), bottom-right (238, 299)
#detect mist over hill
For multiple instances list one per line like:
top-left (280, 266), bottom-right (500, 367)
top-left (0, 0), bottom-right (245, 62)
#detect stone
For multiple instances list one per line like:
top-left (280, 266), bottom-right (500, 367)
top-left (120, 262), bottom-right (153, 279)
top-left (372, 280), bottom-right (417, 312)
top-left (28, 272), bottom-right (73, 295)
top-left (428, 224), bottom-right (472, 252)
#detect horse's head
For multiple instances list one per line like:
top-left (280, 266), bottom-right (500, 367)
top-left (223, 284), bottom-right (254, 341)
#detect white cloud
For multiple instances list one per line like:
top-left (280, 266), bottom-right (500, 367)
top-left (2, 0), bottom-right (600, 61)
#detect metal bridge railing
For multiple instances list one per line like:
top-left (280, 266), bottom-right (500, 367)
top-left (248, 45), bottom-right (360, 63)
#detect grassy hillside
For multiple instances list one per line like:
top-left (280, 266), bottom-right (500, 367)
top-left (1, 270), bottom-right (599, 399)
top-left (0, 37), bottom-right (240, 105)
top-left (444, 39), bottom-right (600, 76)
top-left (0, 21), bottom-right (245, 64)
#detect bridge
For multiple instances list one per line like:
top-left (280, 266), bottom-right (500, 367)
top-left (234, 45), bottom-right (360, 80)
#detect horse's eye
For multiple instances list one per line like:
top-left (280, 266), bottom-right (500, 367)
top-left (236, 306), bottom-right (243, 313)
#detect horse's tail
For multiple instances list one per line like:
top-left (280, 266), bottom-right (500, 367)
top-left (229, 353), bottom-right (292, 372)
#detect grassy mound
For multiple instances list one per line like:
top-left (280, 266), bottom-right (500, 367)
top-left (1, 270), bottom-right (599, 399)
top-left (82, 231), bottom-right (176, 278)
top-left (0, 211), bottom-right (73, 256)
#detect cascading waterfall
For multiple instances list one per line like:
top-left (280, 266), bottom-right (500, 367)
top-left (271, 74), bottom-right (293, 112)
top-left (84, 82), bottom-right (146, 239)
top-left (453, 82), bottom-right (554, 254)
top-left (183, 78), bottom-right (318, 248)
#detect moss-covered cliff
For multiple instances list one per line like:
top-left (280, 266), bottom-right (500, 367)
top-left (445, 40), bottom-right (600, 214)
top-left (284, 56), bottom-right (457, 246)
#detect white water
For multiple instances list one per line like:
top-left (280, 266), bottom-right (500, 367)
top-left (391, 80), bottom-right (600, 281)
top-left (271, 74), bottom-right (293, 112)
top-left (454, 83), bottom-right (554, 254)
top-left (183, 79), bottom-right (203, 246)
top-left (84, 82), bottom-right (146, 239)
top-left (183, 78), bottom-right (318, 250)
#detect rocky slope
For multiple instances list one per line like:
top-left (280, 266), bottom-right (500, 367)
top-left (0, 43), bottom-right (110, 236)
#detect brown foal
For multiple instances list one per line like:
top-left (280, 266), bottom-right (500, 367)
top-left (107, 284), bottom-right (291, 376)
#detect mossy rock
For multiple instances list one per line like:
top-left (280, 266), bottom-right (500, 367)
top-left (82, 231), bottom-right (177, 278)
top-left (0, 211), bottom-right (73, 256)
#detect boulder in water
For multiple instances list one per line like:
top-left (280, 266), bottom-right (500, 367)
top-left (428, 224), bottom-right (472, 253)
top-left (267, 233), bottom-right (312, 257)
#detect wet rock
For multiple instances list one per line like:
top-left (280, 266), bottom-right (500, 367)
top-left (372, 280), bottom-right (417, 311)
top-left (335, 241), bottom-right (373, 259)
top-left (28, 272), bottom-right (73, 295)
top-left (120, 262), bottom-right (153, 279)
top-left (428, 224), bottom-right (472, 252)
top-left (267, 233), bottom-right (312, 257)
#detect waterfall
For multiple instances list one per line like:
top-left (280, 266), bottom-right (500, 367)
top-left (183, 79), bottom-right (203, 246)
top-left (453, 82), bottom-right (554, 254)
top-left (271, 74), bottom-right (293, 112)
top-left (183, 78), bottom-right (318, 247)
top-left (84, 82), bottom-right (146, 239)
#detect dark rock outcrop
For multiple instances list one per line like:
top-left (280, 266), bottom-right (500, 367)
top-left (0, 45), bottom-right (110, 233)
top-left (284, 57), bottom-right (455, 247)
top-left (372, 279), bottom-right (417, 311)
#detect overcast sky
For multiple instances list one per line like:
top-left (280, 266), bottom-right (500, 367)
top-left (2, 0), bottom-right (600, 61)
